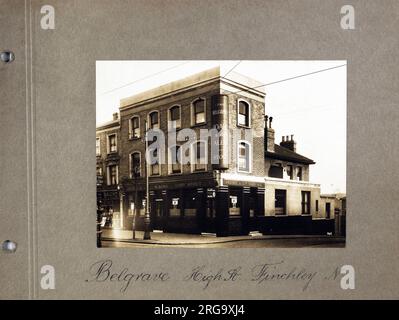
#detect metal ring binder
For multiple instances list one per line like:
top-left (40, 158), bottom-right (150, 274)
top-left (2, 240), bottom-right (17, 253)
top-left (0, 50), bottom-right (14, 63)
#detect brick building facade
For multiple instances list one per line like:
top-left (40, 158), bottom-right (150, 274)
top-left (96, 67), bottom-right (341, 236)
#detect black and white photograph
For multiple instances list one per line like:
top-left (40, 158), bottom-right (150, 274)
top-left (96, 61), bottom-right (346, 248)
top-left (4, 0), bottom-right (399, 303)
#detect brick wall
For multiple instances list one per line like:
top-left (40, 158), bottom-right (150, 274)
top-left (221, 92), bottom-right (265, 177)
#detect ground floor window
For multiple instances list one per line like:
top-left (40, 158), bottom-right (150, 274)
top-left (301, 191), bottom-right (311, 214)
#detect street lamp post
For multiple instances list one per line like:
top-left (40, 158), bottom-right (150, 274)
top-left (132, 166), bottom-right (139, 240)
top-left (143, 120), bottom-right (151, 240)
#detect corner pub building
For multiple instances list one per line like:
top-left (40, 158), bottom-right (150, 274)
top-left (96, 67), bottom-right (337, 236)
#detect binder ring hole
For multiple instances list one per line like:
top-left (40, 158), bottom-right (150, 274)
top-left (1, 51), bottom-right (15, 63)
top-left (2, 240), bottom-right (17, 253)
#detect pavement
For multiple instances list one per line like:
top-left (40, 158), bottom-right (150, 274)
top-left (101, 228), bottom-right (345, 247)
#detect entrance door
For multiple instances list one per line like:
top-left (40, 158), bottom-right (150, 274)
top-left (153, 199), bottom-right (164, 230)
top-left (275, 189), bottom-right (287, 215)
top-left (326, 203), bottom-right (331, 219)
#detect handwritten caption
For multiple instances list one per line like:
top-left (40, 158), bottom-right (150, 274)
top-left (86, 259), bottom-right (350, 293)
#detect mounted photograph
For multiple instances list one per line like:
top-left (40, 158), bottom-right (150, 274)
top-left (95, 61), bottom-right (346, 248)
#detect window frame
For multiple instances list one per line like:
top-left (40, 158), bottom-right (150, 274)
top-left (148, 110), bottom-right (160, 130)
top-left (168, 144), bottom-right (182, 175)
top-left (107, 133), bottom-right (118, 154)
top-left (191, 140), bottom-right (208, 173)
top-left (236, 98), bottom-right (251, 128)
top-left (237, 140), bottom-right (252, 173)
top-left (191, 97), bottom-right (207, 126)
top-left (107, 164), bottom-right (119, 186)
top-left (168, 104), bottom-right (182, 131)
top-left (129, 116), bottom-right (141, 139)
top-left (301, 191), bottom-right (311, 215)
top-left (129, 151), bottom-right (141, 178)
top-left (297, 166), bottom-right (303, 181)
top-left (149, 148), bottom-right (161, 176)
top-left (96, 137), bottom-right (101, 156)
top-left (96, 165), bottom-right (102, 176)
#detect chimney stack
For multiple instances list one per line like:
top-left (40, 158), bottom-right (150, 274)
top-left (265, 115), bottom-right (275, 152)
top-left (280, 134), bottom-right (297, 152)
top-left (113, 112), bottom-right (119, 121)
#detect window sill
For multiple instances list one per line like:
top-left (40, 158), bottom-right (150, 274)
top-left (191, 122), bottom-right (207, 128)
top-left (168, 172), bottom-right (182, 176)
top-left (237, 124), bottom-right (251, 129)
top-left (191, 169), bottom-right (208, 174)
top-left (129, 137), bottom-right (141, 141)
top-left (167, 127), bottom-right (182, 132)
top-left (237, 170), bottom-right (251, 174)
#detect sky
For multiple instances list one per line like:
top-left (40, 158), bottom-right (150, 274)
top-left (96, 61), bottom-right (346, 194)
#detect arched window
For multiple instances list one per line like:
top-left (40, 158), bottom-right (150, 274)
top-left (237, 141), bottom-right (251, 172)
top-left (129, 116), bottom-right (140, 139)
top-left (192, 141), bottom-right (207, 172)
top-left (237, 99), bottom-right (251, 127)
top-left (169, 145), bottom-right (182, 174)
top-left (130, 152), bottom-right (141, 178)
top-left (168, 105), bottom-right (181, 130)
top-left (148, 111), bottom-right (159, 130)
top-left (191, 98), bottom-right (206, 125)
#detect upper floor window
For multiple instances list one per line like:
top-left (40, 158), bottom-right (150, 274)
top-left (108, 134), bottom-right (117, 153)
top-left (168, 105), bottom-right (181, 130)
top-left (169, 145), bottom-right (182, 174)
top-left (297, 167), bottom-right (303, 181)
top-left (192, 141), bottom-right (207, 172)
top-left (130, 152), bottom-right (141, 178)
top-left (238, 141), bottom-right (251, 172)
top-left (287, 165), bottom-right (293, 180)
top-left (96, 137), bottom-right (100, 156)
top-left (129, 116), bottom-right (140, 139)
top-left (149, 111), bottom-right (159, 130)
top-left (107, 165), bottom-right (118, 185)
top-left (150, 149), bottom-right (160, 176)
top-left (192, 98), bottom-right (206, 125)
top-left (237, 100), bottom-right (250, 127)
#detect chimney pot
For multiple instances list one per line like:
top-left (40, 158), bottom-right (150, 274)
top-left (269, 117), bottom-right (273, 128)
top-left (291, 134), bottom-right (294, 141)
top-left (286, 135), bottom-right (289, 141)
top-left (282, 136), bottom-right (285, 142)
top-left (113, 113), bottom-right (118, 120)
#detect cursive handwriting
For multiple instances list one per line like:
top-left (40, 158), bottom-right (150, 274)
top-left (251, 261), bottom-right (317, 291)
top-left (86, 259), bottom-right (170, 292)
top-left (184, 265), bottom-right (242, 289)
